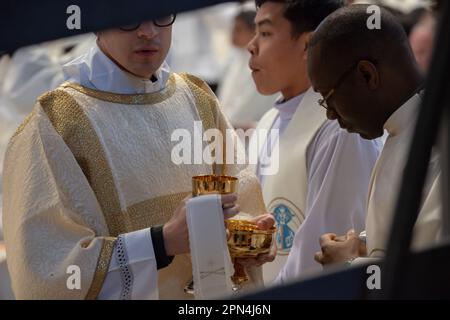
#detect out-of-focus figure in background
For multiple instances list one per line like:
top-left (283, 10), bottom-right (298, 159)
top-left (349, 1), bottom-right (437, 73)
top-left (169, 3), bottom-right (240, 92)
top-left (0, 34), bottom-right (95, 226)
top-left (217, 8), bottom-right (278, 130)
top-left (1, 34), bottom-right (95, 119)
top-left (409, 9), bottom-right (436, 73)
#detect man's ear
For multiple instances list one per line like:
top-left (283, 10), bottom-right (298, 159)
top-left (357, 60), bottom-right (379, 90)
top-left (302, 31), bottom-right (314, 60)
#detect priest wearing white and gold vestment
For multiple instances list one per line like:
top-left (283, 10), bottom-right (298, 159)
top-left (2, 15), bottom-right (272, 300)
top-left (310, 6), bottom-right (442, 266)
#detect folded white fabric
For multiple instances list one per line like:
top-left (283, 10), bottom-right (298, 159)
top-left (186, 194), bottom-right (234, 299)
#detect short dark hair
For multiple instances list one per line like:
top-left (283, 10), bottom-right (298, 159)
top-left (255, 0), bottom-right (344, 37)
top-left (309, 5), bottom-right (411, 68)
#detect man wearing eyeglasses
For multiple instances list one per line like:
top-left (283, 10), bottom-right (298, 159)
top-left (310, 5), bottom-right (442, 267)
top-left (2, 14), bottom-right (274, 299)
top-left (246, 0), bottom-right (382, 284)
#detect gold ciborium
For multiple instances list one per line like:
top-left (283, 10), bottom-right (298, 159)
top-left (225, 219), bottom-right (276, 288)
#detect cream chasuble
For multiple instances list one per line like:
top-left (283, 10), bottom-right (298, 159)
top-left (2, 45), bottom-right (266, 299)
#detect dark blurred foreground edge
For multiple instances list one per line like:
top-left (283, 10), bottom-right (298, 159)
top-left (0, 0), bottom-right (236, 52)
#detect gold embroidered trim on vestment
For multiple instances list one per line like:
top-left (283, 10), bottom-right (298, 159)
top-left (85, 237), bottom-right (116, 300)
top-left (39, 89), bottom-right (126, 237)
top-left (60, 73), bottom-right (176, 105)
top-left (178, 73), bottom-right (217, 132)
top-left (123, 191), bottom-right (191, 229)
top-left (179, 73), bottom-right (228, 174)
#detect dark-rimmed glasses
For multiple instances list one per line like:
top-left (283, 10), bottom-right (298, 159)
top-left (119, 14), bottom-right (176, 31)
top-left (318, 62), bottom-right (358, 110)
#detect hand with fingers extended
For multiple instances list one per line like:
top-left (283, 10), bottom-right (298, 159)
top-left (163, 193), bottom-right (239, 256)
top-left (314, 229), bottom-right (367, 266)
top-left (233, 214), bottom-right (277, 269)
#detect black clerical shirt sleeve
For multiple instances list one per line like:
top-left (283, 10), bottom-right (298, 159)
top-left (150, 225), bottom-right (175, 270)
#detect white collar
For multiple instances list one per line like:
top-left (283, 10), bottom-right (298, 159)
top-left (274, 92), bottom-right (305, 121)
top-left (62, 42), bottom-right (171, 94)
top-left (383, 92), bottom-right (422, 136)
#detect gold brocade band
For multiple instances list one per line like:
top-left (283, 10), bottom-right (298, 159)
top-left (85, 237), bottom-right (117, 300)
top-left (178, 73), bottom-right (217, 132)
top-left (179, 73), bottom-right (227, 175)
top-left (39, 89), bottom-right (124, 299)
top-left (60, 74), bottom-right (177, 105)
top-left (39, 89), bottom-right (126, 237)
top-left (124, 191), bottom-right (191, 227)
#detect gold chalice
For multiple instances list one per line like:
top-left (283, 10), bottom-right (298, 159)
top-left (192, 174), bottom-right (238, 197)
top-left (225, 219), bottom-right (276, 288)
top-left (184, 174), bottom-right (239, 295)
